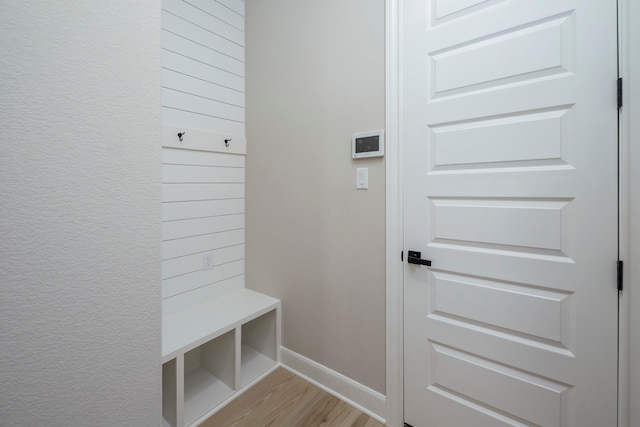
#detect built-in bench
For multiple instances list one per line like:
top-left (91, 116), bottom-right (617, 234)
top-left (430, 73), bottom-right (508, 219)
top-left (162, 288), bottom-right (281, 427)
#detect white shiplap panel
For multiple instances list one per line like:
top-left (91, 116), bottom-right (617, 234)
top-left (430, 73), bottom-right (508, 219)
top-left (162, 88), bottom-right (245, 124)
top-left (163, 229), bottom-right (245, 260)
top-left (162, 148), bottom-right (245, 168)
top-left (162, 11), bottom-right (243, 61)
top-left (163, 147), bottom-right (245, 167)
top-left (162, 244), bottom-right (245, 279)
top-left (162, 259), bottom-right (245, 298)
top-left (163, 164), bottom-right (244, 183)
top-left (163, 214), bottom-right (244, 241)
top-left (162, 275), bottom-right (245, 314)
top-left (216, 0), bottom-right (244, 17)
top-left (161, 0), bottom-right (246, 308)
top-left (163, 0), bottom-right (244, 46)
top-left (184, 0), bottom-right (244, 31)
top-left (162, 69), bottom-right (244, 108)
top-left (163, 199), bottom-right (244, 221)
top-left (162, 31), bottom-right (244, 78)
top-left (162, 50), bottom-right (244, 93)
top-left (163, 183), bottom-right (244, 202)
top-left (163, 107), bottom-right (245, 137)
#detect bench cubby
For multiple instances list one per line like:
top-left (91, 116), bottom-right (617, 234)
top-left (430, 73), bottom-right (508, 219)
top-left (162, 289), bottom-right (281, 427)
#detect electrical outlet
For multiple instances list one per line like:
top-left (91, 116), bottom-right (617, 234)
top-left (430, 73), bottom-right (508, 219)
top-left (202, 253), bottom-right (214, 270)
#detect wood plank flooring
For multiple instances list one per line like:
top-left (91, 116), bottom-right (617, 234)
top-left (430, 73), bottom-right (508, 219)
top-left (200, 367), bottom-right (386, 427)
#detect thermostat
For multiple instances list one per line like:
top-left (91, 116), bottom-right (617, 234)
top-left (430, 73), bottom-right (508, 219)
top-left (352, 130), bottom-right (384, 159)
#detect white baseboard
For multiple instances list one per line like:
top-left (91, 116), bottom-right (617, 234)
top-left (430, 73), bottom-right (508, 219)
top-left (280, 347), bottom-right (387, 424)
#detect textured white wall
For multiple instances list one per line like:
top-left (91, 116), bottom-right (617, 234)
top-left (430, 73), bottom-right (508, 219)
top-left (245, 0), bottom-right (386, 394)
top-left (0, 2), bottom-right (162, 426)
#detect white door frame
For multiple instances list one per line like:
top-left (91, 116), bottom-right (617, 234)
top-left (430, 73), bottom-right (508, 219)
top-left (618, 0), bottom-right (639, 425)
top-left (384, 0), bottom-right (638, 426)
top-left (384, 0), bottom-right (403, 425)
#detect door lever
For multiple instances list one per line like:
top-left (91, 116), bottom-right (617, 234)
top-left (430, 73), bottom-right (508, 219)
top-left (407, 250), bottom-right (431, 266)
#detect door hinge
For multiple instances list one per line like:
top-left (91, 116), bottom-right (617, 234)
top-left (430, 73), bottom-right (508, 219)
top-left (401, 250), bottom-right (404, 261)
top-left (617, 260), bottom-right (624, 291)
top-left (617, 77), bottom-right (623, 109)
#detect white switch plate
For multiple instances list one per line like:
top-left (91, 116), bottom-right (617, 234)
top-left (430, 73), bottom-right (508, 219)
top-left (356, 168), bottom-right (368, 190)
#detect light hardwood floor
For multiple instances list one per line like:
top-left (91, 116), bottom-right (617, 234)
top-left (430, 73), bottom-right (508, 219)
top-left (200, 368), bottom-right (386, 427)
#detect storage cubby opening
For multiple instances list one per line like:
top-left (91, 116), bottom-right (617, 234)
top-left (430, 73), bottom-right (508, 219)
top-left (162, 359), bottom-right (177, 427)
top-left (241, 310), bottom-right (277, 386)
top-left (183, 330), bottom-right (235, 425)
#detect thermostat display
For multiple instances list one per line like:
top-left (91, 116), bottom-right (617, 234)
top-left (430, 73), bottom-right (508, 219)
top-left (352, 130), bottom-right (384, 159)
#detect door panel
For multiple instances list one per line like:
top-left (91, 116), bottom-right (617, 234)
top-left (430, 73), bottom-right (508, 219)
top-left (403, 1), bottom-right (618, 426)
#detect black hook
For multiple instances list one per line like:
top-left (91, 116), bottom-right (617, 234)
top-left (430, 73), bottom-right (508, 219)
top-left (177, 131), bottom-right (186, 142)
top-left (224, 138), bottom-right (231, 147)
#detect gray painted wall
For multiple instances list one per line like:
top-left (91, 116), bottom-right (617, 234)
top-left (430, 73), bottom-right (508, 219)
top-left (245, 0), bottom-right (386, 394)
top-left (0, 2), bottom-right (162, 425)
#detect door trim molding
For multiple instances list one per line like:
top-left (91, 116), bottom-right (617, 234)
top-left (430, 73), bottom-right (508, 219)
top-left (385, 0), bottom-right (403, 425)
top-left (618, 0), bottom-right (629, 423)
top-left (620, 0), bottom-right (638, 425)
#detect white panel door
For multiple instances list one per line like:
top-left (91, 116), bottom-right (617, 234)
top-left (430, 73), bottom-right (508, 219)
top-left (402, 1), bottom-right (619, 426)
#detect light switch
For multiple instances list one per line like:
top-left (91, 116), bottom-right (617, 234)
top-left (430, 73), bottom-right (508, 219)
top-left (356, 168), bottom-right (368, 190)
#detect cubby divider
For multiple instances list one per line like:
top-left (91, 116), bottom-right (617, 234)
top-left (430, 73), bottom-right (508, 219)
top-left (241, 310), bottom-right (278, 386)
top-left (183, 330), bottom-right (235, 425)
top-left (162, 358), bottom-right (177, 427)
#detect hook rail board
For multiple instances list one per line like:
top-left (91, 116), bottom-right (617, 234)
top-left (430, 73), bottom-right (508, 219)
top-left (163, 126), bottom-right (247, 155)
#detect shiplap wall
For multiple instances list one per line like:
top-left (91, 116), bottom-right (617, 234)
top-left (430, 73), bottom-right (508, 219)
top-left (162, 0), bottom-right (245, 135)
top-left (161, 0), bottom-right (246, 312)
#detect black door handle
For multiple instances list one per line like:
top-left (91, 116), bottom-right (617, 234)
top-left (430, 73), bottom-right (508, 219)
top-left (407, 251), bottom-right (431, 266)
